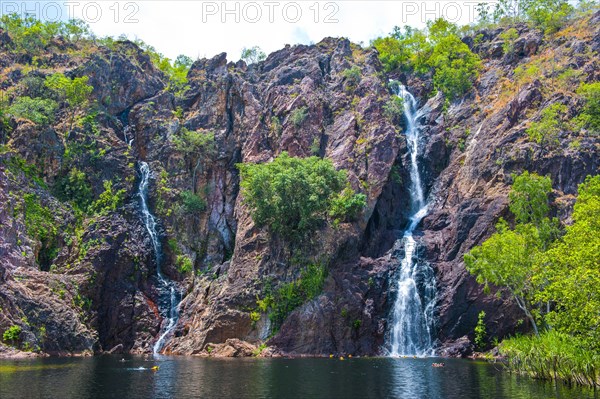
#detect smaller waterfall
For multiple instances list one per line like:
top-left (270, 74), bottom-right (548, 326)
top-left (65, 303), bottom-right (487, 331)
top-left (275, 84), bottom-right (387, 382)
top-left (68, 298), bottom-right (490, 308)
top-left (137, 162), bottom-right (181, 355)
top-left (389, 85), bottom-right (437, 357)
top-left (123, 126), bottom-right (134, 147)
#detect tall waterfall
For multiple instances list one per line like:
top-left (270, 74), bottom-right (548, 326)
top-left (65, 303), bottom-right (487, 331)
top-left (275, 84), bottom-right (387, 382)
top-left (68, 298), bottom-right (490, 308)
top-left (389, 85), bottom-right (437, 357)
top-left (138, 161), bottom-right (180, 355)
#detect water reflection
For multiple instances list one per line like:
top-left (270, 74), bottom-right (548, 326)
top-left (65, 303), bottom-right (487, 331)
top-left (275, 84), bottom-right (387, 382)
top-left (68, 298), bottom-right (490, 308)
top-left (0, 356), bottom-right (597, 399)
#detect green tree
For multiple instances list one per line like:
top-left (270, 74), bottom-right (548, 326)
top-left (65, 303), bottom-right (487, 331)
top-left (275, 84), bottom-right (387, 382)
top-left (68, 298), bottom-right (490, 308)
top-left (465, 171), bottom-right (558, 335)
top-left (465, 220), bottom-right (544, 335)
top-left (428, 35), bottom-right (481, 100)
top-left (237, 152), bottom-right (366, 241)
top-left (372, 37), bottom-right (409, 72)
top-left (0, 14), bottom-right (91, 53)
top-left (261, 263), bottom-right (328, 331)
top-left (45, 73), bottom-right (93, 133)
top-left (54, 167), bottom-right (93, 211)
top-left (525, 0), bottom-right (573, 34)
top-left (534, 175), bottom-right (600, 349)
top-left (60, 19), bottom-right (90, 42)
top-left (240, 46), bottom-right (266, 64)
top-left (290, 107), bottom-right (308, 127)
top-left (427, 17), bottom-right (459, 42)
top-left (7, 96), bottom-right (57, 126)
top-left (45, 74), bottom-right (93, 109)
top-left (509, 171), bottom-right (552, 226)
top-left (476, 2), bottom-right (493, 24)
top-left (576, 82), bottom-right (600, 133)
top-left (133, 39), bottom-right (193, 95)
top-left (372, 19), bottom-right (480, 100)
top-left (0, 14), bottom-right (50, 53)
top-left (373, 26), bottom-right (428, 73)
top-left (493, 0), bottom-right (529, 23)
top-left (492, 0), bottom-right (573, 32)
top-left (169, 54), bottom-right (193, 94)
top-left (176, 255), bottom-right (193, 274)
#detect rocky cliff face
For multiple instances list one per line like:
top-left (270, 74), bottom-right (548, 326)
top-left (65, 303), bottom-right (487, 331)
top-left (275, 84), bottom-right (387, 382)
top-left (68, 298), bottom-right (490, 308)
top-left (0, 11), bottom-right (598, 357)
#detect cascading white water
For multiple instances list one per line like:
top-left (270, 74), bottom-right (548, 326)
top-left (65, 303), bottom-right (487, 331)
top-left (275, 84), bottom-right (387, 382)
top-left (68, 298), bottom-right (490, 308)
top-left (138, 161), bottom-right (180, 355)
top-left (389, 84), bottom-right (437, 357)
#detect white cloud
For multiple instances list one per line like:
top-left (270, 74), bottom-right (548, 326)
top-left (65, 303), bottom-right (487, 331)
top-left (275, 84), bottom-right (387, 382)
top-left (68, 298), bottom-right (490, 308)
top-left (2, 1), bottom-right (483, 62)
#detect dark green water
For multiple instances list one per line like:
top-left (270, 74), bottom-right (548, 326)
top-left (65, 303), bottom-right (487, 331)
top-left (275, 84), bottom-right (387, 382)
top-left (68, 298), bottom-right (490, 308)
top-left (0, 356), bottom-right (597, 399)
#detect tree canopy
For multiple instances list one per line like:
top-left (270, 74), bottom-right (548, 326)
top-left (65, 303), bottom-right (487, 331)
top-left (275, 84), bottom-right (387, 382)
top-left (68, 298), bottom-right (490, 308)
top-left (237, 152), bottom-right (366, 241)
top-left (465, 171), bottom-right (600, 347)
top-left (372, 18), bottom-right (481, 100)
top-left (535, 175), bottom-right (600, 349)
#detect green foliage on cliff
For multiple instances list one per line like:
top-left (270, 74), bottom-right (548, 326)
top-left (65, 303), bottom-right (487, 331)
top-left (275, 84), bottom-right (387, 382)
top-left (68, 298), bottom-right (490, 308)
top-left (372, 26), bottom-right (427, 72)
top-left (372, 18), bottom-right (481, 100)
top-left (526, 104), bottom-right (567, 148)
top-left (176, 255), bottom-right (193, 274)
top-left (290, 107), bottom-right (308, 127)
top-left (508, 171), bottom-right (553, 228)
top-left (90, 181), bottom-right (126, 215)
top-left (22, 194), bottom-right (56, 246)
top-left (21, 193), bottom-right (59, 268)
top-left (576, 82), bottom-right (600, 133)
top-left (134, 40), bottom-right (193, 94)
top-left (238, 152), bottom-right (366, 241)
top-left (54, 168), bottom-right (93, 212)
top-left (483, 0), bottom-right (574, 33)
top-left (2, 325), bottom-right (22, 345)
top-left (240, 46), bottom-right (266, 65)
top-left (474, 311), bottom-right (487, 351)
top-left (466, 173), bottom-right (600, 385)
top-left (465, 219), bottom-right (545, 334)
top-left (7, 97), bottom-right (57, 126)
top-left (329, 187), bottom-right (367, 223)
top-left (259, 263), bottom-right (328, 331)
top-left (45, 74), bottom-right (93, 110)
top-left (428, 35), bottom-right (482, 101)
top-left (383, 96), bottom-right (404, 123)
top-left (0, 14), bottom-right (90, 54)
top-left (44, 73), bottom-right (93, 133)
top-left (341, 66), bottom-right (362, 87)
top-left (180, 190), bottom-right (207, 215)
top-left (173, 128), bottom-right (215, 158)
top-left (500, 28), bottom-right (519, 54)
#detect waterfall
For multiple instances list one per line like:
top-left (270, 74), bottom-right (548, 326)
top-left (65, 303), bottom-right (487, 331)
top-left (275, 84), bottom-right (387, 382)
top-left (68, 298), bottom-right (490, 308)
top-left (389, 84), bottom-right (437, 357)
top-left (137, 161), bottom-right (181, 355)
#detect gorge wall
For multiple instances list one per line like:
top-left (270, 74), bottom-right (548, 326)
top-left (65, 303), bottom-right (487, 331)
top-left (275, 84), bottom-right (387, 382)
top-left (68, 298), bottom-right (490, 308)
top-left (0, 11), bottom-right (599, 357)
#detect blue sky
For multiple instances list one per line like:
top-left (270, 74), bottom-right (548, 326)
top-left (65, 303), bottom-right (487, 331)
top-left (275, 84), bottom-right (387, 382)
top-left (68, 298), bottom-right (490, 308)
top-left (2, 1), bottom-right (486, 61)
